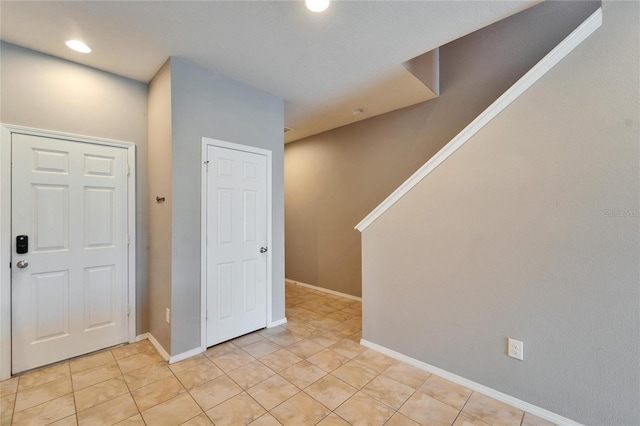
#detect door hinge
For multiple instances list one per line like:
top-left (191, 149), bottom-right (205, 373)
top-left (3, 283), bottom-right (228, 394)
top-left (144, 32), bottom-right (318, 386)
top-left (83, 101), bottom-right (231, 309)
top-left (204, 160), bottom-right (209, 172)
top-left (127, 305), bottom-right (131, 317)
top-left (127, 165), bottom-right (131, 176)
top-left (127, 235), bottom-right (131, 245)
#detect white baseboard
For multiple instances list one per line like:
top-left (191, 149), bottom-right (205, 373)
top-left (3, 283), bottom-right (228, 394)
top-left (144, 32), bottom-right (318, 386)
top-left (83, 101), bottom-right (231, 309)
top-left (268, 318), bottom-right (288, 327)
top-left (135, 333), bottom-right (149, 343)
top-left (360, 339), bottom-right (582, 426)
top-left (286, 278), bottom-right (362, 302)
top-left (146, 333), bottom-right (170, 362)
top-left (169, 347), bottom-right (204, 364)
top-left (140, 332), bottom-right (203, 364)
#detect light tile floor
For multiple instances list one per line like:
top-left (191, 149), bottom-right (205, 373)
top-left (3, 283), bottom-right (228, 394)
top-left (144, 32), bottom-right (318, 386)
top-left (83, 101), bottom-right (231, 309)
top-left (0, 283), bottom-right (556, 426)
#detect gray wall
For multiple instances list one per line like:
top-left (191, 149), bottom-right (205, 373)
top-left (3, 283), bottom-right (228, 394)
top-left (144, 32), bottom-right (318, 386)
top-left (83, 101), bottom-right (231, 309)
top-left (361, 1), bottom-right (639, 424)
top-left (170, 58), bottom-right (285, 355)
top-left (147, 60), bottom-right (173, 350)
top-left (0, 42), bottom-right (150, 334)
top-left (284, 1), bottom-right (599, 298)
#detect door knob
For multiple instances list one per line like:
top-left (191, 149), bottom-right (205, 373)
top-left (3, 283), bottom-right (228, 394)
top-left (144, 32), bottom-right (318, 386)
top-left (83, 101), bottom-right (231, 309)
top-left (260, 247), bottom-right (268, 254)
top-left (16, 260), bottom-right (29, 269)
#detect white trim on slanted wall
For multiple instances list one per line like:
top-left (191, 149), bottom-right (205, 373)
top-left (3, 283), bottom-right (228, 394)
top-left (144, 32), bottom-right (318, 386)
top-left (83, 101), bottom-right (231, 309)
top-left (0, 124), bottom-right (137, 381)
top-left (360, 339), bottom-right (583, 426)
top-left (355, 8), bottom-right (603, 232)
top-left (285, 278), bottom-right (362, 302)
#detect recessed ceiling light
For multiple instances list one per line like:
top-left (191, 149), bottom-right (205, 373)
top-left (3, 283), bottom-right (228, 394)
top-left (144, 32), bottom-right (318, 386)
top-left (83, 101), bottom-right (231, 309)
top-left (306, 0), bottom-right (330, 13)
top-left (65, 40), bottom-right (91, 53)
top-left (352, 108), bottom-right (364, 116)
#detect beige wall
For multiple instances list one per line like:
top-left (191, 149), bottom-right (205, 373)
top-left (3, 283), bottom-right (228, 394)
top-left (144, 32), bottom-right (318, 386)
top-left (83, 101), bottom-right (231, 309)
top-left (284, 1), bottom-right (599, 297)
top-left (147, 60), bottom-right (172, 351)
top-left (361, 1), bottom-right (638, 424)
top-left (0, 41), bottom-right (150, 333)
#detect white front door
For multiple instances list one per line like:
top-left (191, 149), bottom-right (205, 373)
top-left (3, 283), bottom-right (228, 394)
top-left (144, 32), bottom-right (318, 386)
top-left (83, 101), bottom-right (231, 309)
top-left (11, 133), bottom-right (129, 374)
top-left (206, 144), bottom-right (268, 347)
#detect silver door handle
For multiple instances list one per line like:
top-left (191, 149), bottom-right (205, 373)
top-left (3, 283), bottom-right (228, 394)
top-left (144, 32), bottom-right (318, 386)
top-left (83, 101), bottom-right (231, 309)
top-left (16, 260), bottom-right (29, 269)
top-left (260, 247), bottom-right (268, 254)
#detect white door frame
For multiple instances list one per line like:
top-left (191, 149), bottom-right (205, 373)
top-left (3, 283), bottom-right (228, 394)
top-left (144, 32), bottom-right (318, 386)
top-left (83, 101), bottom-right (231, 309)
top-left (200, 137), bottom-right (273, 352)
top-left (0, 124), bottom-right (137, 380)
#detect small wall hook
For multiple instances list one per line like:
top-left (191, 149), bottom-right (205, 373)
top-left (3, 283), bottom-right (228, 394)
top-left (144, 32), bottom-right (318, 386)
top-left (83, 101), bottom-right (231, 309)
top-left (156, 196), bottom-right (166, 204)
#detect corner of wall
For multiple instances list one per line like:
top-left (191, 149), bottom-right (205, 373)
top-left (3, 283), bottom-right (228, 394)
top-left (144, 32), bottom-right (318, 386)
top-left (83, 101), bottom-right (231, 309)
top-left (147, 58), bottom-right (173, 354)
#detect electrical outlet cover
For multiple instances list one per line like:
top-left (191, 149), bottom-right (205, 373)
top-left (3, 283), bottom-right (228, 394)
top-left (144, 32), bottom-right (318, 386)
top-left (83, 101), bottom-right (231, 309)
top-left (508, 338), bottom-right (524, 360)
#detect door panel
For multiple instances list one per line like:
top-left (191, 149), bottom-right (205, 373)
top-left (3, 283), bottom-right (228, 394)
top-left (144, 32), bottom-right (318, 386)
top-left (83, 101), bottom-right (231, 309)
top-left (33, 185), bottom-right (69, 251)
top-left (12, 134), bottom-right (128, 374)
top-left (206, 145), bottom-right (268, 347)
top-left (84, 265), bottom-right (116, 330)
top-left (84, 187), bottom-right (115, 248)
top-left (32, 271), bottom-right (69, 342)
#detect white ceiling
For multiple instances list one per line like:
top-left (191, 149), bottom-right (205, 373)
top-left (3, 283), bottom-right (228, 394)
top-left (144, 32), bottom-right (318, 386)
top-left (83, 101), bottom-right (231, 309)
top-left (0, 0), bottom-right (538, 143)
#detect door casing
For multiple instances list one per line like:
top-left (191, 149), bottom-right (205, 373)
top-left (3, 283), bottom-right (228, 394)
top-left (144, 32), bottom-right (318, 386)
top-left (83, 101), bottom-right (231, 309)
top-left (200, 137), bottom-right (273, 352)
top-left (0, 124), bottom-right (137, 380)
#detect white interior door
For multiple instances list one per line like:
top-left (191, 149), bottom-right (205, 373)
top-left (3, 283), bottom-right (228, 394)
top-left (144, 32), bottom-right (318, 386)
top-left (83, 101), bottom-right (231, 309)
top-left (206, 145), bottom-right (268, 347)
top-left (11, 133), bottom-right (129, 374)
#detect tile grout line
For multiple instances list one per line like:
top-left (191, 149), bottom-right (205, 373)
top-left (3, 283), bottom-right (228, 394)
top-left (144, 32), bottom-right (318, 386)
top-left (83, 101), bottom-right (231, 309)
top-left (5, 285), bottom-right (547, 426)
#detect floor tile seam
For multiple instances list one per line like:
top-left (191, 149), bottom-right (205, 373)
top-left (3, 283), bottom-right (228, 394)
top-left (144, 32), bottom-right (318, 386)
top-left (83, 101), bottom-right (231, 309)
top-left (73, 386), bottom-right (137, 420)
top-left (72, 368), bottom-right (125, 393)
top-left (254, 354), bottom-right (292, 374)
top-left (121, 369), bottom-right (155, 394)
top-left (265, 337), bottom-right (300, 348)
top-left (363, 379), bottom-right (418, 413)
top-left (115, 347), bottom-right (159, 364)
top-left (171, 363), bottom-right (224, 391)
top-left (13, 372), bottom-right (74, 396)
top-left (186, 371), bottom-right (248, 411)
top-left (10, 392), bottom-right (75, 424)
top-left (459, 391), bottom-right (486, 424)
top-left (12, 380), bottom-right (75, 415)
top-left (299, 388), bottom-right (333, 412)
top-left (229, 389), bottom-right (269, 419)
top-left (245, 345), bottom-right (285, 360)
top-left (380, 368), bottom-right (430, 391)
top-left (224, 362), bottom-right (278, 392)
top-left (130, 378), bottom-right (189, 413)
top-left (449, 407), bottom-right (465, 426)
top-left (325, 409), bottom-right (354, 426)
top-left (181, 411), bottom-right (207, 426)
top-left (253, 385), bottom-right (304, 415)
top-left (518, 410), bottom-right (526, 426)
top-left (69, 355), bottom-right (116, 376)
top-left (417, 385), bottom-right (473, 414)
top-left (331, 389), bottom-right (397, 424)
top-left (168, 357), bottom-right (215, 376)
top-left (394, 387), bottom-right (437, 425)
top-left (185, 383), bottom-right (234, 413)
top-left (3, 391), bottom-right (17, 421)
top-left (15, 371), bottom-right (71, 395)
top-left (138, 392), bottom-right (202, 421)
top-left (208, 349), bottom-right (258, 374)
top-left (73, 381), bottom-right (131, 414)
top-left (334, 367), bottom-right (375, 391)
